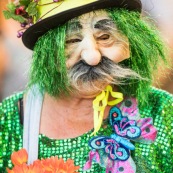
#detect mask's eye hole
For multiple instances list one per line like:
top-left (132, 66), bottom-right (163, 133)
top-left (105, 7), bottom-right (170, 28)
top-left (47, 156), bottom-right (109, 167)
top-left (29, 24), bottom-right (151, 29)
top-left (66, 39), bottom-right (81, 44)
top-left (97, 34), bottom-right (110, 40)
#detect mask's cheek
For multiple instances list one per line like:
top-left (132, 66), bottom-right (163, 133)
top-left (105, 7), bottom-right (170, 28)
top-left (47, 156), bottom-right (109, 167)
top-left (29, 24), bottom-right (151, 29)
top-left (65, 45), bottom-right (82, 69)
top-left (100, 42), bottom-right (130, 63)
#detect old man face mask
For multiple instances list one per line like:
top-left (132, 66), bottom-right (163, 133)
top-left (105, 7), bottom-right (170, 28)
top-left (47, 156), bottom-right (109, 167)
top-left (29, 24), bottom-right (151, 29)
top-left (65, 10), bottom-right (141, 97)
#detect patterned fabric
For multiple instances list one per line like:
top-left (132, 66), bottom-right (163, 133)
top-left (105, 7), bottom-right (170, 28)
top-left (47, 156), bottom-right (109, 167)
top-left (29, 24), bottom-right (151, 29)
top-left (0, 87), bottom-right (173, 173)
top-left (84, 105), bottom-right (157, 173)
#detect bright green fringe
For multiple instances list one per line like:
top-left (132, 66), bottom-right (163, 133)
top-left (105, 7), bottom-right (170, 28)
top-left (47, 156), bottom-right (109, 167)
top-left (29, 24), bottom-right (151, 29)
top-left (28, 9), bottom-right (167, 107)
top-left (28, 24), bottom-right (70, 96)
top-left (107, 9), bottom-right (167, 107)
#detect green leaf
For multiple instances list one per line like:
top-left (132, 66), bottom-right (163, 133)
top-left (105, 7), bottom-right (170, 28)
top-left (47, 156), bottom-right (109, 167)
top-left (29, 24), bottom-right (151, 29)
top-left (7, 3), bottom-right (16, 13)
top-left (3, 10), bottom-right (26, 23)
top-left (12, 15), bottom-right (26, 23)
top-left (26, 2), bottom-right (38, 16)
top-left (19, 0), bottom-right (31, 6)
top-left (3, 10), bottom-right (13, 19)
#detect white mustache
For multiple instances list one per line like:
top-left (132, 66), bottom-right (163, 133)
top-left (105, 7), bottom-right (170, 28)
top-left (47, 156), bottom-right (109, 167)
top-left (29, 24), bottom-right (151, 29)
top-left (68, 57), bottom-right (143, 91)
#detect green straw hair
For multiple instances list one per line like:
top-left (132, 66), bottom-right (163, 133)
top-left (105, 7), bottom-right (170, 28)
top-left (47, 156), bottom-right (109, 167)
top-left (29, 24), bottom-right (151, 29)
top-left (107, 9), bottom-right (167, 107)
top-left (28, 24), bottom-right (70, 97)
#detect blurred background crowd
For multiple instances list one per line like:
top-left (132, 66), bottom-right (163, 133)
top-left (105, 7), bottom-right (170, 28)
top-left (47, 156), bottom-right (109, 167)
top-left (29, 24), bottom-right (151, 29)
top-left (0, 0), bottom-right (173, 102)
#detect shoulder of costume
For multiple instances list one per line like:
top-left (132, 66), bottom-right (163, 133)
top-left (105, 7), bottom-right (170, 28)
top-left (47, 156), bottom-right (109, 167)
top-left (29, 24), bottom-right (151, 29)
top-left (149, 86), bottom-right (173, 99)
top-left (0, 91), bottom-right (24, 115)
top-left (147, 87), bottom-right (173, 108)
top-left (1, 91), bottom-right (24, 104)
top-left (0, 91), bottom-right (24, 171)
top-left (139, 86), bottom-right (173, 111)
top-left (142, 87), bottom-right (173, 132)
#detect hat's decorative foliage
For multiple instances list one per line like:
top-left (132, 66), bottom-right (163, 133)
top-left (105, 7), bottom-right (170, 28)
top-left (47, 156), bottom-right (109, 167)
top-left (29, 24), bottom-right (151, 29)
top-left (3, 0), bottom-right (63, 37)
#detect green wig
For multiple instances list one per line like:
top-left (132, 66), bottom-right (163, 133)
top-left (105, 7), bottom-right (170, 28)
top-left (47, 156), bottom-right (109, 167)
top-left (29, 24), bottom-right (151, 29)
top-left (106, 9), bottom-right (166, 107)
top-left (28, 9), bottom-right (166, 107)
top-left (28, 24), bottom-right (70, 96)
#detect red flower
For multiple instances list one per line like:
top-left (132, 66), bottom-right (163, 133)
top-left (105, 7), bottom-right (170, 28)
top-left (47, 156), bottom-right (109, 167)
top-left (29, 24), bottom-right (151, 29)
top-left (15, 6), bottom-right (26, 15)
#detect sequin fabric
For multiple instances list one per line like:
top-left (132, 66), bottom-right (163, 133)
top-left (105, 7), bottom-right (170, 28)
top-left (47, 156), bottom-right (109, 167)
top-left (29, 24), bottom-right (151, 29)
top-left (0, 88), bottom-right (173, 173)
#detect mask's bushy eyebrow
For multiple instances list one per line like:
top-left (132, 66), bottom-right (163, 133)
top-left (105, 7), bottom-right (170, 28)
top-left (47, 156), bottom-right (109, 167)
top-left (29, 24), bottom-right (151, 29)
top-left (67, 19), bottom-right (82, 33)
top-left (94, 19), bottom-right (115, 30)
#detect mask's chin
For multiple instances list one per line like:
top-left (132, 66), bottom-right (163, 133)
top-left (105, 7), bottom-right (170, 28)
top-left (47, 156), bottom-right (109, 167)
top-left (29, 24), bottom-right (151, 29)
top-left (70, 80), bottom-right (111, 98)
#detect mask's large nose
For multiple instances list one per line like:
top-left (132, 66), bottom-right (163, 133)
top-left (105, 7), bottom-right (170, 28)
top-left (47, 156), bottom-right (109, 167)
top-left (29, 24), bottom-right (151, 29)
top-left (81, 36), bottom-right (101, 66)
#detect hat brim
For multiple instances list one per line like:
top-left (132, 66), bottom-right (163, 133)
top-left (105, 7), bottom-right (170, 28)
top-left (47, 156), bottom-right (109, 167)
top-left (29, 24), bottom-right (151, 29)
top-left (22, 0), bottom-right (142, 50)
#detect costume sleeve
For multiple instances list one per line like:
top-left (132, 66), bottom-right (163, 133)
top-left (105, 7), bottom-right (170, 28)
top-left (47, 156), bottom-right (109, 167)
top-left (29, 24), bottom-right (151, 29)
top-left (134, 88), bottom-right (173, 173)
top-left (148, 88), bottom-right (173, 172)
top-left (0, 102), bottom-right (7, 172)
top-left (0, 93), bottom-right (23, 172)
top-left (156, 90), bottom-right (173, 172)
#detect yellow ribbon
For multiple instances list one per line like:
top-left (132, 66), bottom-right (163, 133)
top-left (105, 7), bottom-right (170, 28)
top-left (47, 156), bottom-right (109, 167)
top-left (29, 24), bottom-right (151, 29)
top-left (91, 85), bottom-right (123, 136)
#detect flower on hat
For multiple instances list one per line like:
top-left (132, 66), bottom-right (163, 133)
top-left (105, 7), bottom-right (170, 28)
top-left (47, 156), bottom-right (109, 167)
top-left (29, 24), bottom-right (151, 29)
top-left (3, 0), bottom-right (38, 37)
top-left (7, 149), bottom-right (80, 173)
top-left (3, 0), bottom-right (63, 38)
top-left (3, 0), bottom-right (37, 24)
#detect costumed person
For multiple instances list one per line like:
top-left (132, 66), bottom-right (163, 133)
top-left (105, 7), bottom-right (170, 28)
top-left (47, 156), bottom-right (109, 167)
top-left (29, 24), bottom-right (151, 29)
top-left (1, 0), bottom-right (172, 172)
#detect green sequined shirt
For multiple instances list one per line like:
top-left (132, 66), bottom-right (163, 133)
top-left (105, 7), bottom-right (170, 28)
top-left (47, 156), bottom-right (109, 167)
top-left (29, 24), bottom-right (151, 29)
top-left (0, 87), bottom-right (173, 173)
